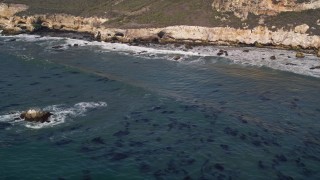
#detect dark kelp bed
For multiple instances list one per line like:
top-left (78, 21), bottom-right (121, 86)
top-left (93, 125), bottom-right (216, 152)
top-left (0, 35), bottom-right (319, 179)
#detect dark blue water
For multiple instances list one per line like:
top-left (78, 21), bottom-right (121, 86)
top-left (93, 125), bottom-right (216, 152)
top-left (0, 35), bottom-right (319, 179)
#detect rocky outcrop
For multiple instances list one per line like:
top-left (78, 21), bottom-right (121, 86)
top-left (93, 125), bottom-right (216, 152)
top-left (20, 109), bottom-right (53, 123)
top-left (294, 24), bottom-right (309, 34)
top-left (212, 0), bottom-right (320, 20)
top-left (40, 14), bottom-right (108, 32)
top-left (0, 3), bottom-right (108, 34)
top-left (116, 25), bottom-right (320, 50)
top-left (0, 13), bottom-right (108, 34)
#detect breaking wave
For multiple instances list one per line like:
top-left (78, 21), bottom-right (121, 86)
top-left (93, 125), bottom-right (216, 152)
top-left (2, 34), bottom-right (320, 78)
top-left (54, 37), bottom-right (320, 78)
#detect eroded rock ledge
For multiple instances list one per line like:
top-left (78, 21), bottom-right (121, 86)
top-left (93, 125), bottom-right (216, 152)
top-left (1, 3), bottom-right (320, 56)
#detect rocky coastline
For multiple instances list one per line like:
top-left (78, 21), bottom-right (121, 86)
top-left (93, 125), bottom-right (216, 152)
top-left (1, 3), bottom-right (320, 57)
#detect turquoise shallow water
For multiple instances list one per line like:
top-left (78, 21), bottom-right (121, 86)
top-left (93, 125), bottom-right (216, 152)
top-left (0, 35), bottom-right (320, 179)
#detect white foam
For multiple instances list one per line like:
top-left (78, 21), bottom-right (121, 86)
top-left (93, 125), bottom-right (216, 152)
top-left (183, 46), bottom-right (320, 78)
top-left (65, 38), bottom-right (201, 57)
top-left (230, 48), bottom-right (320, 78)
top-left (64, 39), bottom-right (320, 77)
top-left (0, 101), bottom-right (107, 129)
top-left (0, 112), bottom-right (22, 122)
top-left (6, 34), bottom-right (65, 42)
top-left (4, 34), bottom-right (320, 78)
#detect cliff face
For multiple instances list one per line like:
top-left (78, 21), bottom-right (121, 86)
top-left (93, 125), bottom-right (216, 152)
top-left (212, 0), bottom-right (320, 20)
top-left (121, 25), bottom-right (320, 50)
top-left (0, 3), bottom-right (108, 34)
top-left (1, 2), bottom-right (320, 54)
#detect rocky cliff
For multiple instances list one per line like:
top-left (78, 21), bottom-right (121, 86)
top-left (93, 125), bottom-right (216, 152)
top-left (0, 3), bottom-right (108, 34)
top-left (1, 2), bottom-right (320, 55)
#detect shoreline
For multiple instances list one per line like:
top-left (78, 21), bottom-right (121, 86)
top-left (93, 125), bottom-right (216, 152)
top-left (6, 27), bottom-right (318, 56)
top-left (1, 3), bottom-right (320, 78)
top-left (1, 32), bottom-right (320, 78)
top-left (1, 23), bottom-right (320, 57)
top-left (30, 28), bottom-right (95, 41)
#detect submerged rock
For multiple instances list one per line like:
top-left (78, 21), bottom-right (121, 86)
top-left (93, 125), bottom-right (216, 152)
top-left (5, 38), bottom-right (16, 42)
top-left (173, 56), bottom-right (181, 60)
top-left (217, 49), bottom-right (228, 56)
top-left (52, 45), bottom-right (63, 49)
top-left (296, 52), bottom-right (305, 58)
top-left (285, 63), bottom-right (297, 66)
top-left (20, 109), bottom-right (53, 123)
top-left (217, 49), bottom-right (224, 56)
top-left (310, 66), bottom-right (320, 70)
top-left (185, 44), bottom-right (193, 50)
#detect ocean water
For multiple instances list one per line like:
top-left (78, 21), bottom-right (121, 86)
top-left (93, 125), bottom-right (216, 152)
top-left (0, 35), bottom-right (319, 179)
